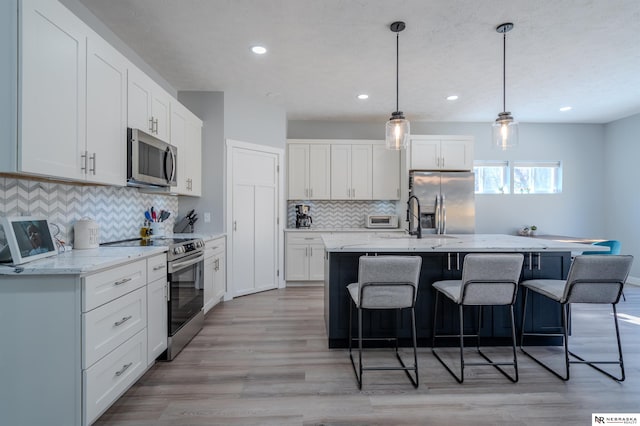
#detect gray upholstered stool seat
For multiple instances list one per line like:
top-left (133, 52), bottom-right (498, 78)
top-left (520, 254), bottom-right (633, 381)
top-left (431, 253), bottom-right (524, 383)
top-left (348, 255), bottom-right (422, 389)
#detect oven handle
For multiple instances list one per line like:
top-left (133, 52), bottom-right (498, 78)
top-left (168, 253), bottom-right (204, 273)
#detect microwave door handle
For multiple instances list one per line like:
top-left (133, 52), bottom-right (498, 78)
top-left (435, 195), bottom-right (440, 234)
top-left (165, 147), bottom-right (176, 184)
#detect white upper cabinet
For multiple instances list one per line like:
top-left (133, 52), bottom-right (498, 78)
top-left (171, 102), bottom-right (202, 196)
top-left (410, 135), bottom-right (474, 171)
top-left (19, 0), bottom-right (126, 185)
top-left (86, 32), bottom-right (128, 186)
top-left (330, 144), bottom-right (372, 200)
top-left (20, 0), bottom-right (87, 181)
top-left (127, 65), bottom-right (171, 143)
top-left (287, 142), bottom-right (331, 200)
top-left (372, 145), bottom-right (401, 200)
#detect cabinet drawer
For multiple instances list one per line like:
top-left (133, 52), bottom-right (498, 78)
top-left (83, 286), bottom-right (147, 368)
top-left (287, 234), bottom-right (325, 244)
top-left (206, 237), bottom-right (224, 251)
top-left (147, 253), bottom-right (167, 283)
top-left (84, 260), bottom-right (147, 312)
top-left (83, 328), bottom-right (147, 426)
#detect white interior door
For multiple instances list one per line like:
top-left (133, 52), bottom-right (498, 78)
top-left (230, 143), bottom-right (280, 297)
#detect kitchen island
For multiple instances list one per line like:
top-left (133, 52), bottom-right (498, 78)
top-left (323, 233), bottom-right (603, 348)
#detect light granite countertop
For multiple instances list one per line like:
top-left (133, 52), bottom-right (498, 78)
top-left (321, 233), bottom-right (606, 253)
top-left (0, 246), bottom-right (167, 276)
top-left (285, 228), bottom-right (405, 233)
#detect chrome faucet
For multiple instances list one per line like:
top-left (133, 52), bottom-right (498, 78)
top-left (407, 195), bottom-right (422, 239)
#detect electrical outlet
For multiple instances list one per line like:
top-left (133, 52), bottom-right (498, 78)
top-left (204, 212), bottom-right (211, 223)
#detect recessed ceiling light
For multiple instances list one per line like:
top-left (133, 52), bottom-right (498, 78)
top-left (357, 94), bottom-right (369, 100)
top-left (251, 46), bottom-right (267, 55)
top-left (560, 106), bottom-right (572, 112)
top-left (446, 95), bottom-right (459, 101)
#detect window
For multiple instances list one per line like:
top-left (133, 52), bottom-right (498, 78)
top-left (513, 161), bottom-right (562, 194)
top-left (474, 161), bottom-right (510, 194)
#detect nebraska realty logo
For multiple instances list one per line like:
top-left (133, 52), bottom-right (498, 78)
top-left (593, 414), bottom-right (639, 425)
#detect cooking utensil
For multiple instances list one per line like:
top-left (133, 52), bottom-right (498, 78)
top-left (144, 210), bottom-right (152, 222)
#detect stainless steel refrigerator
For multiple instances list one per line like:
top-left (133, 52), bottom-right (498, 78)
top-left (409, 171), bottom-right (475, 234)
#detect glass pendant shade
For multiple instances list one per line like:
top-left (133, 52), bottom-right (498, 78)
top-left (385, 21), bottom-right (409, 150)
top-left (492, 111), bottom-right (519, 150)
top-left (385, 112), bottom-right (410, 150)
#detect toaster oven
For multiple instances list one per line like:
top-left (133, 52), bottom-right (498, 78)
top-left (365, 214), bottom-right (399, 229)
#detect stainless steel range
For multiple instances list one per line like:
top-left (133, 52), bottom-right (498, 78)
top-left (102, 236), bottom-right (205, 360)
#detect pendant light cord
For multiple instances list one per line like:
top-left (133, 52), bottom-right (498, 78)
top-left (396, 31), bottom-right (400, 113)
top-left (502, 31), bottom-right (506, 112)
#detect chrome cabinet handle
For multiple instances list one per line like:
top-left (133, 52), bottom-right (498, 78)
top-left (153, 118), bottom-right (159, 134)
top-left (115, 362), bottom-right (133, 377)
top-left (81, 151), bottom-right (88, 173)
top-left (114, 277), bottom-right (132, 286)
top-left (152, 264), bottom-right (165, 271)
top-left (149, 117), bottom-right (154, 132)
top-left (90, 153), bottom-right (96, 175)
top-left (233, 221), bottom-right (237, 231)
top-left (114, 315), bottom-right (133, 327)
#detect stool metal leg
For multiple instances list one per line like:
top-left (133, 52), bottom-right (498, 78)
top-left (520, 289), bottom-right (625, 382)
top-left (433, 291), bottom-right (518, 383)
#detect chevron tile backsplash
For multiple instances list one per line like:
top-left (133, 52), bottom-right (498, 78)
top-left (0, 177), bottom-right (178, 246)
top-left (287, 200), bottom-right (398, 228)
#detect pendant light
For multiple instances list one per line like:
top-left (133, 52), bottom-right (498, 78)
top-left (385, 21), bottom-right (410, 150)
top-left (493, 22), bottom-right (519, 150)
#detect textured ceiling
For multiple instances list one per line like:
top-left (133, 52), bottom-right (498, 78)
top-left (78, 0), bottom-right (640, 124)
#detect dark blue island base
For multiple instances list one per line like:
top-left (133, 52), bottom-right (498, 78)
top-left (324, 251), bottom-right (572, 348)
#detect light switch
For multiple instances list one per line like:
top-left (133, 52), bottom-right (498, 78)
top-left (204, 212), bottom-right (211, 223)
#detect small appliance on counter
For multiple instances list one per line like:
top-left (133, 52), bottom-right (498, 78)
top-left (365, 214), bottom-right (399, 229)
top-left (295, 204), bottom-right (312, 228)
top-left (73, 217), bottom-right (100, 249)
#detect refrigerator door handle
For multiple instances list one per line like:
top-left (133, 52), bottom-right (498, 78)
top-left (435, 195), bottom-right (441, 234)
top-left (441, 194), bottom-right (446, 234)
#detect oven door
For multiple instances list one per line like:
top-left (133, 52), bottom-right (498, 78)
top-left (167, 251), bottom-right (204, 336)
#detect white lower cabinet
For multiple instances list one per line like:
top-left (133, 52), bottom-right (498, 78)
top-left (146, 253), bottom-right (168, 365)
top-left (83, 328), bottom-right (147, 425)
top-left (285, 233), bottom-right (325, 281)
top-left (204, 236), bottom-right (226, 313)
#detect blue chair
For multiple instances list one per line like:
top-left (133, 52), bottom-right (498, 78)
top-left (583, 240), bottom-right (621, 256)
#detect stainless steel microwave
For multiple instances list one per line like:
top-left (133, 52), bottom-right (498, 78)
top-left (127, 128), bottom-right (177, 187)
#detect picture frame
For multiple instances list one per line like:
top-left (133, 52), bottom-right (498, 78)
top-left (0, 216), bottom-right (58, 265)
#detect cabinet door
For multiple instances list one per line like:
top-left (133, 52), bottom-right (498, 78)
top-left (410, 140), bottom-right (440, 170)
top-left (213, 251), bottom-right (226, 301)
top-left (21, 0), bottom-right (87, 180)
top-left (151, 88), bottom-right (171, 142)
top-left (440, 139), bottom-right (473, 171)
top-left (286, 244), bottom-right (309, 281)
top-left (372, 145), bottom-right (400, 200)
top-left (308, 244), bottom-right (325, 281)
top-left (308, 144), bottom-right (331, 199)
top-left (185, 113), bottom-right (203, 196)
top-left (288, 144), bottom-right (308, 199)
top-left (127, 66), bottom-right (154, 134)
top-left (330, 144), bottom-right (351, 200)
top-left (146, 279), bottom-right (167, 365)
top-left (203, 253), bottom-right (216, 313)
top-left (86, 34), bottom-right (127, 186)
top-left (170, 104), bottom-right (188, 194)
top-left (350, 145), bottom-right (372, 200)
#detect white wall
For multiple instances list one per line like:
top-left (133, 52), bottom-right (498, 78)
top-left (224, 91), bottom-right (287, 150)
top-left (288, 120), bottom-right (606, 237)
top-left (604, 113), bottom-right (640, 276)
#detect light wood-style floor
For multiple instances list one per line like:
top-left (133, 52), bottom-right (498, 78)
top-left (96, 286), bottom-right (640, 426)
